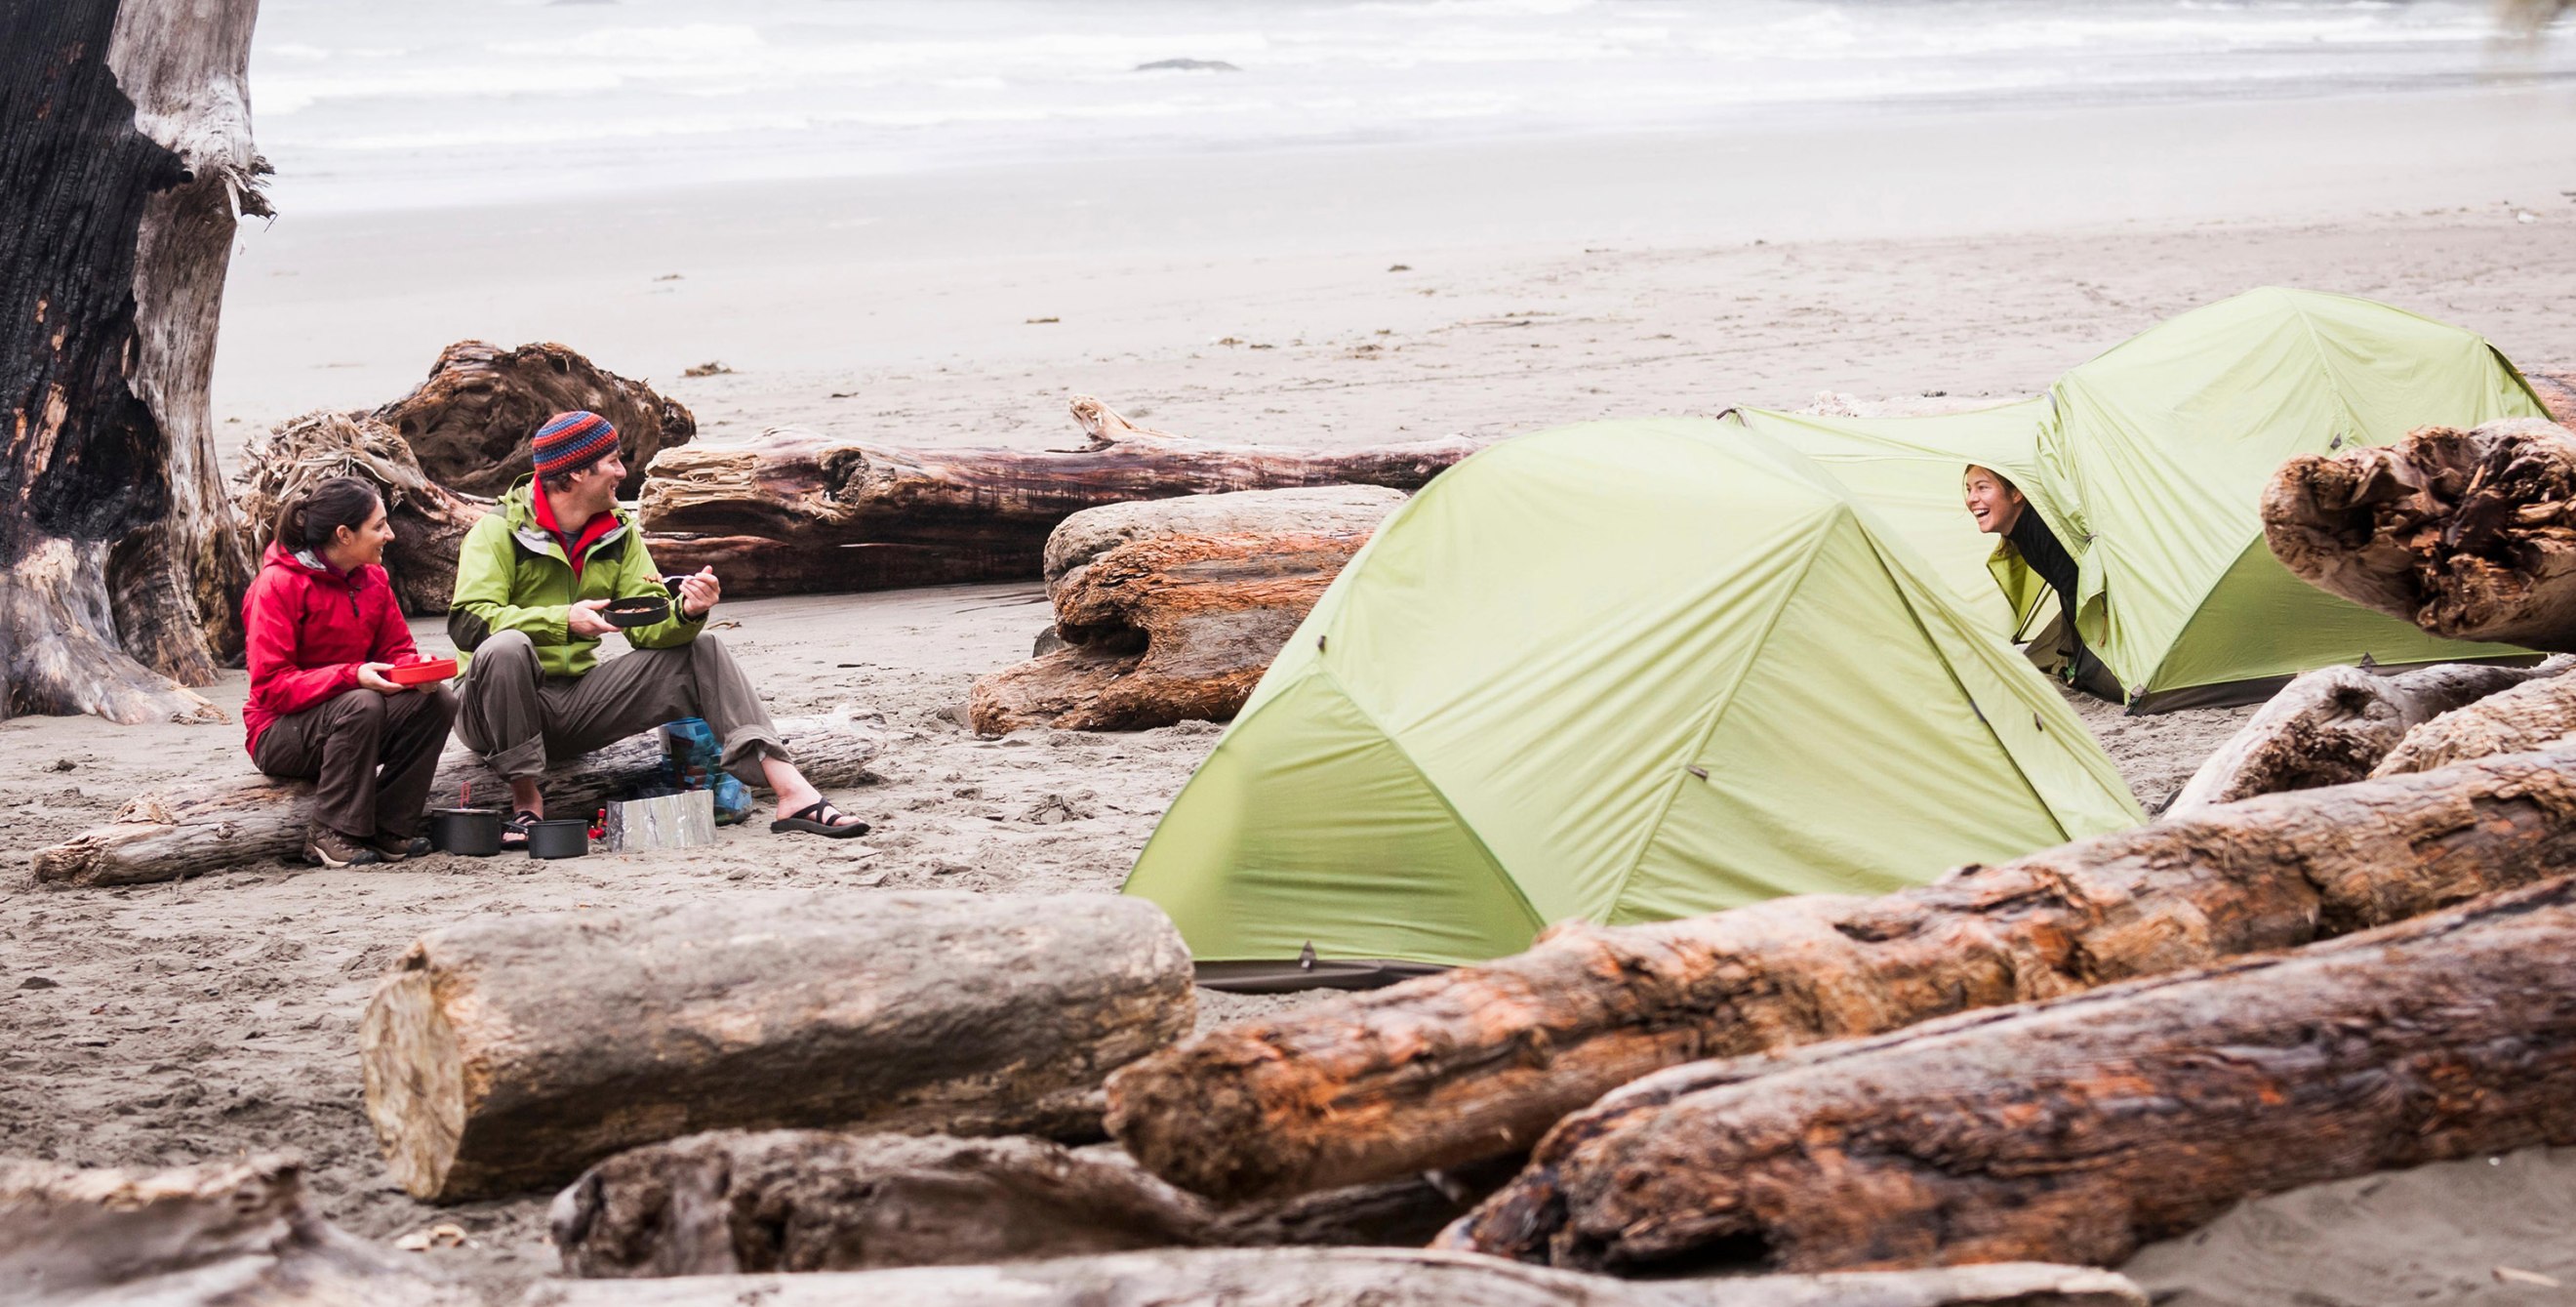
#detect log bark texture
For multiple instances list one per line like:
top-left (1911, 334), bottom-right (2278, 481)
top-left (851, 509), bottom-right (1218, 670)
top-left (2374, 671), bottom-right (2576, 777)
top-left (513, 1248), bottom-right (2145, 1307)
top-left (0, 0), bottom-right (265, 723)
top-left (549, 1129), bottom-right (1489, 1279)
top-left (377, 340), bottom-right (693, 499)
top-left (1106, 748), bottom-right (2576, 1203)
top-left (969, 486), bottom-right (1402, 733)
top-left (0, 1153), bottom-right (453, 1306)
top-left (2162, 658), bottom-right (2564, 815)
top-left (1446, 877), bottom-right (2576, 1275)
top-left (233, 410), bottom-right (496, 615)
top-left (360, 890), bottom-right (1194, 1203)
top-left (2264, 417), bottom-right (2576, 650)
top-left (27, 707), bottom-right (880, 887)
top-left (635, 397), bottom-right (1478, 597)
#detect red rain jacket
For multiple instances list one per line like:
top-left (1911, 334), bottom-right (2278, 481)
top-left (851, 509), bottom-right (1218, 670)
top-left (240, 541), bottom-right (417, 756)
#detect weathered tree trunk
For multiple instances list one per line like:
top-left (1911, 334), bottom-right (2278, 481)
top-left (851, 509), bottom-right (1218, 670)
top-left (2162, 658), bottom-right (2564, 815)
top-left (2374, 671), bottom-right (2576, 777)
top-left (360, 890), bottom-right (1194, 1203)
top-left (28, 707), bottom-right (880, 886)
top-left (1106, 748), bottom-right (2576, 1203)
top-left (636, 397), bottom-right (1478, 596)
top-left (1448, 878), bottom-right (2576, 1275)
top-left (550, 1129), bottom-right (1493, 1279)
top-left (520, 1248), bottom-right (2147, 1307)
top-left (2264, 417), bottom-right (2576, 650)
top-left (970, 486), bottom-right (1402, 733)
top-left (0, 0), bottom-right (265, 723)
top-left (233, 410), bottom-right (496, 615)
top-left (0, 1153), bottom-right (453, 1305)
top-left (376, 340), bottom-right (694, 499)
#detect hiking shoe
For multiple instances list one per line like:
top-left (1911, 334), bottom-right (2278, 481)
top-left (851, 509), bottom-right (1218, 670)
top-left (370, 832), bottom-right (432, 862)
top-left (304, 826), bottom-right (382, 869)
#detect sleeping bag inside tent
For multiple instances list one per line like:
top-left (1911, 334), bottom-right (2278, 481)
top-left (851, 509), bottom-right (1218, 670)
top-left (1734, 288), bottom-right (2548, 711)
top-left (1121, 418), bottom-right (2144, 984)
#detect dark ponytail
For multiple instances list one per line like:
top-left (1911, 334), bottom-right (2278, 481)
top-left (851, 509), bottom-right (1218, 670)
top-left (273, 476), bottom-right (383, 554)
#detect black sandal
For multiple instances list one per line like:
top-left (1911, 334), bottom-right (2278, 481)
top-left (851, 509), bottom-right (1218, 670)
top-left (501, 809), bottom-right (541, 851)
top-left (771, 798), bottom-right (869, 838)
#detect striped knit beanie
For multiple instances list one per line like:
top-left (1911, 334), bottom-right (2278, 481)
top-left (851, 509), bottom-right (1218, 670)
top-left (532, 410), bottom-right (620, 477)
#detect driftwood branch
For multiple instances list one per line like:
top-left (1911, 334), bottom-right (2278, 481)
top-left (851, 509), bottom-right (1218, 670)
top-left (361, 891), bottom-right (1194, 1202)
top-left (2163, 658), bottom-right (2564, 815)
top-left (1107, 747), bottom-right (2576, 1202)
top-left (970, 486), bottom-right (1401, 733)
top-left (27, 708), bottom-right (880, 887)
top-left (637, 397), bottom-right (1478, 596)
top-left (1446, 877), bottom-right (2576, 1274)
top-left (514, 1248), bottom-right (2146, 1307)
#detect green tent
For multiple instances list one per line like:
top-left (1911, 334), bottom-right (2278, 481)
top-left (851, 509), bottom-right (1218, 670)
top-left (1734, 288), bottom-right (2549, 710)
top-left (1123, 418), bottom-right (2145, 980)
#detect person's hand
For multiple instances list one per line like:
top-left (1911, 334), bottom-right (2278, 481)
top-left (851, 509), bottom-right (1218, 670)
top-left (675, 568), bottom-right (720, 619)
top-left (355, 662), bottom-right (400, 694)
top-left (568, 598), bottom-right (617, 637)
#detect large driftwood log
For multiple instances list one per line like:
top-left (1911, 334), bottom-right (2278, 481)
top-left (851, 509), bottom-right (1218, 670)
top-left (2374, 671), bottom-right (2576, 777)
top-left (2265, 417), bottom-right (2576, 650)
top-left (1448, 877), bottom-right (2576, 1275)
top-left (0, 0), bottom-right (265, 722)
top-left (636, 397), bottom-right (1478, 596)
top-left (27, 707), bottom-right (880, 887)
top-left (1106, 748), bottom-right (2576, 1203)
top-left (549, 1129), bottom-right (1488, 1279)
top-left (377, 341), bottom-right (693, 499)
top-left (361, 891), bottom-right (1194, 1203)
top-left (0, 1153), bottom-right (453, 1305)
top-left (514, 1249), bottom-right (2145, 1307)
top-left (233, 411), bottom-right (496, 616)
top-left (970, 486), bottom-right (1402, 733)
top-left (2162, 658), bottom-right (2564, 815)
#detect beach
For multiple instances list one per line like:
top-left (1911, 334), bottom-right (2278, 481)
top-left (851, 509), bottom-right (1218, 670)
top-left (13, 51), bottom-right (2576, 1307)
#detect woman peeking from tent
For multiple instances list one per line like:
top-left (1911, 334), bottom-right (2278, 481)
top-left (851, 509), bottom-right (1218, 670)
top-left (1963, 465), bottom-right (2123, 703)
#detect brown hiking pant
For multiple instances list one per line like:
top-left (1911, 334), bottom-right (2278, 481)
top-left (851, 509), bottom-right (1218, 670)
top-left (252, 685), bottom-right (460, 840)
top-left (453, 630), bottom-right (788, 788)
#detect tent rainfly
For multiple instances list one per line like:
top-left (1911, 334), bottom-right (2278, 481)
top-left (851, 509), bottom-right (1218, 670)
top-left (1123, 418), bottom-right (2145, 984)
top-left (1734, 288), bottom-right (2550, 710)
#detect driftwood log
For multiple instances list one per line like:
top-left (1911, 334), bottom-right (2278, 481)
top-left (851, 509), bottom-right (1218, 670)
top-left (514, 1248), bottom-right (2146, 1307)
top-left (549, 1129), bottom-right (1495, 1278)
top-left (970, 485), bottom-right (1402, 733)
top-left (233, 410), bottom-right (497, 615)
top-left (360, 890), bottom-right (1194, 1203)
top-left (377, 340), bottom-right (693, 499)
top-left (1448, 877), bottom-right (2576, 1274)
top-left (2374, 669), bottom-right (2576, 777)
top-left (637, 397), bottom-right (1478, 596)
top-left (1107, 747), bottom-right (2576, 1203)
top-left (2265, 417), bottom-right (2576, 650)
top-left (0, 1153), bottom-right (452, 1306)
top-left (28, 707), bottom-right (880, 887)
top-left (2162, 658), bottom-right (2564, 815)
top-left (0, 0), bottom-right (265, 722)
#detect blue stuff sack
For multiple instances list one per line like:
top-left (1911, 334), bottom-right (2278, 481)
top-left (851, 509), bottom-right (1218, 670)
top-left (658, 716), bottom-right (753, 825)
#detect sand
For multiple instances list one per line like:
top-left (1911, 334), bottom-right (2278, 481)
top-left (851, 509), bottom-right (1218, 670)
top-left (10, 87), bottom-right (2576, 1303)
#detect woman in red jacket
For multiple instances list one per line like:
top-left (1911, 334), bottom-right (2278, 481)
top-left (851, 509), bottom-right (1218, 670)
top-left (243, 477), bottom-right (459, 868)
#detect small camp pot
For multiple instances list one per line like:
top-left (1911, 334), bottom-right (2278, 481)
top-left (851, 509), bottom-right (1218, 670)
top-left (428, 806), bottom-right (503, 857)
top-left (602, 594), bottom-right (670, 628)
top-left (525, 819), bottom-right (590, 860)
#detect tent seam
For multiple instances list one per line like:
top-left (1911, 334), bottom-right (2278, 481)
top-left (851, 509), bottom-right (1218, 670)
top-left (1592, 507), bottom-right (1837, 923)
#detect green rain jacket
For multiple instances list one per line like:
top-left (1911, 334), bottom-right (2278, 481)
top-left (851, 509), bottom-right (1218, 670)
top-left (448, 477), bottom-right (703, 676)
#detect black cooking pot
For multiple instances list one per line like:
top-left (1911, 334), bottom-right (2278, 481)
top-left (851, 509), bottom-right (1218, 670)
top-left (526, 819), bottom-right (590, 860)
top-left (428, 807), bottom-right (503, 857)
top-left (602, 594), bottom-right (670, 628)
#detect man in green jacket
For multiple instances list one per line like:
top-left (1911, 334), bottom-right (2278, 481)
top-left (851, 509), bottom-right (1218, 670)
top-left (449, 410), bottom-right (865, 840)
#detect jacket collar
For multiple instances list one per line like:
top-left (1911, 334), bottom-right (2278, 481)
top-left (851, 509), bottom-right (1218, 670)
top-left (500, 476), bottom-right (631, 563)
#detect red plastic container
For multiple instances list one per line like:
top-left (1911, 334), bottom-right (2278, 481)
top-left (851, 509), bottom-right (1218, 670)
top-left (384, 656), bottom-right (458, 686)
